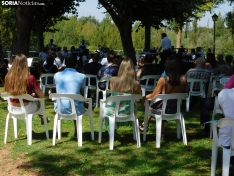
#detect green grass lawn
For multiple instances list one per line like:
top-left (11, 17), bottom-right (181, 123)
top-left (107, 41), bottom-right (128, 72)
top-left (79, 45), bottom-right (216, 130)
top-left (0, 86), bottom-right (223, 176)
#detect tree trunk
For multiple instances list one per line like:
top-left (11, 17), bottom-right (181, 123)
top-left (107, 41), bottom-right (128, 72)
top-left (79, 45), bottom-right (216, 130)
top-left (12, 6), bottom-right (34, 56)
top-left (176, 23), bottom-right (182, 48)
top-left (119, 25), bottom-right (136, 64)
top-left (144, 24), bottom-right (151, 51)
top-left (117, 21), bottom-right (136, 65)
top-left (36, 17), bottom-right (44, 52)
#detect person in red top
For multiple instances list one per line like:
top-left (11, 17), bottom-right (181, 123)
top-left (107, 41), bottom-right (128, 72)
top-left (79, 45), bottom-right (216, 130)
top-left (4, 54), bottom-right (48, 124)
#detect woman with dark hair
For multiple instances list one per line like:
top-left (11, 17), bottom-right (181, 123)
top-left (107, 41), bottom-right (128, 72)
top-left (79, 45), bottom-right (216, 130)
top-left (137, 54), bottom-right (159, 84)
top-left (140, 56), bottom-right (189, 138)
top-left (97, 50), bottom-right (119, 90)
top-left (205, 53), bottom-right (216, 70)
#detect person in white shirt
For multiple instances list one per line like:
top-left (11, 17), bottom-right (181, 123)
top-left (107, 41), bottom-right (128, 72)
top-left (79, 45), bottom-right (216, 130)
top-left (157, 33), bottom-right (172, 74)
top-left (54, 51), bottom-right (62, 68)
top-left (218, 88), bottom-right (234, 148)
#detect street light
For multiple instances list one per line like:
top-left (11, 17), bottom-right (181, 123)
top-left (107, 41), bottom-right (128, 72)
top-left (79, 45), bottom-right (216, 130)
top-left (212, 13), bottom-right (218, 56)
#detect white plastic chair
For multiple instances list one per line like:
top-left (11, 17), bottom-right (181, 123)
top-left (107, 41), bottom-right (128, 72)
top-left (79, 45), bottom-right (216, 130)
top-left (186, 78), bottom-right (208, 112)
top-left (1, 92), bottom-right (49, 145)
top-left (96, 76), bottom-right (112, 107)
top-left (49, 93), bottom-right (94, 147)
top-left (98, 94), bottom-right (141, 150)
top-left (84, 74), bottom-right (98, 98)
top-left (209, 97), bottom-right (223, 139)
top-left (139, 75), bottom-right (160, 97)
top-left (211, 118), bottom-right (234, 176)
top-left (143, 93), bottom-right (188, 148)
top-left (220, 76), bottom-right (231, 86)
top-left (207, 74), bottom-right (224, 97)
top-left (40, 73), bottom-right (55, 94)
top-left (27, 58), bottom-right (33, 67)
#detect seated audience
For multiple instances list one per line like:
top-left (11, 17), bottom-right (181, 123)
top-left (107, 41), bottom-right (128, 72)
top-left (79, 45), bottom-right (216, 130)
top-left (5, 54), bottom-right (48, 124)
top-left (199, 74), bottom-right (234, 136)
top-left (141, 56), bottom-right (189, 139)
top-left (54, 54), bottom-right (86, 138)
top-left (54, 51), bottom-right (62, 68)
top-left (213, 54), bottom-right (233, 76)
top-left (218, 88), bottom-right (234, 148)
top-left (216, 54), bottom-right (226, 67)
top-left (205, 53), bottom-right (216, 71)
top-left (104, 58), bottom-right (141, 136)
top-left (97, 50), bottom-right (119, 90)
top-left (137, 54), bottom-right (159, 85)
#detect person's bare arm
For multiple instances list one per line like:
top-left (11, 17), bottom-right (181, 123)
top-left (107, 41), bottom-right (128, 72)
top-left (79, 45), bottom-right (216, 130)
top-left (34, 88), bottom-right (45, 98)
top-left (136, 69), bottom-right (142, 79)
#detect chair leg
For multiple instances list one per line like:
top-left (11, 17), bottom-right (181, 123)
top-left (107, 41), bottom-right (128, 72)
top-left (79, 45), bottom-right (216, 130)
top-left (4, 114), bottom-right (10, 144)
top-left (109, 118), bottom-right (115, 150)
top-left (77, 116), bottom-right (82, 147)
top-left (52, 115), bottom-right (58, 146)
top-left (26, 115), bottom-right (33, 145)
top-left (42, 114), bottom-right (49, 139)
top-left (143, 112), bottom-right (148, 142)
top-left (156, 116), bottom-right (162, 148)
top-left (180, 115), bottom-right (187, 145)
top-left (13, 117), bottom-right (18, 138)
top-left (88, 115), bottom-right (94, 140)
top-left (135, 118), bottom-right (141, 148)
top-left (98, 117), bottom-right (103, 143)
top-left (141, 88), bottom-right (145, 97)
top-left (132, 121), bottom-right (136, 140)
top-left (211, 137), bottom-right (219, 176)
top-left (96, 89), bottom-right (99, 107)
top-left (58, 119), bottom-right (61, 139)
top-left (222, 147), bottom-right (231, 176)
top-left (176, 119), bottom-right (181, 139)
top-left (186, 96), bottom-right (190, 112)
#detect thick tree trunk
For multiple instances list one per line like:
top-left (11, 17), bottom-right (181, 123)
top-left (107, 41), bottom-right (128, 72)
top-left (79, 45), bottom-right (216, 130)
top-left (144, 24), bottom-right (151, 51)
top-left (12, 6), bottom-right (34, 56)
top-left (36, 17), bottom-right (44, 52)
top-left (176, 23), bottom-right (183, 48)
top-left (118, 23), bottom-right (136, 65)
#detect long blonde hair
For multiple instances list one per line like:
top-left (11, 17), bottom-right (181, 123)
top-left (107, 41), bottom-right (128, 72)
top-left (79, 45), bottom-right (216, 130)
top-left (5, 54), bottom-right (30, 95)
top-left (112, 58), bottom-right (138, 93)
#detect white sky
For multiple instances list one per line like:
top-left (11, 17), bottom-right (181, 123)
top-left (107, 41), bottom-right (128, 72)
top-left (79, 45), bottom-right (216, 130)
top-left (76, 0), bottom-right (234, 27)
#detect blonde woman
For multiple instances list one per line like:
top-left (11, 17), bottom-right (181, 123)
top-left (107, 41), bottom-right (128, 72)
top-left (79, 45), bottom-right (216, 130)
top-left (104, 58), bottom-right (141, 136)
top-left (4, 54), bottom-right (48, 124)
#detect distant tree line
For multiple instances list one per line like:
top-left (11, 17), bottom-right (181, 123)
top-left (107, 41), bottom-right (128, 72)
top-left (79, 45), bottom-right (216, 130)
top-left (42, 13), bottom-right (233, 55)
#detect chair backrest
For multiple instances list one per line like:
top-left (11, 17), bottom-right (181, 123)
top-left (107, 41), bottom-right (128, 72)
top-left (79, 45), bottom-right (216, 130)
top-left (103, 94), bottom-right (141, 119)
top-left (187, 78), bottom-right (208, 95)
top-left (49, 93), bottom-right (91, 120)
top-left (40, 73), bottom-right (55, 88)
top-left (220, 76), bottom-right (231, 85)
top-left (27, 58), bottom-right (33, 67)
top-left (149, 93), bottom-right (188, 118)
top-left (139, 75), bottom-right (160, 87)
top-left (1, 92), bottom-right (45, 117)
top-left (85, 74), bottom-right (98, 87)
top-left (209, 74), bottom-right (225, 83)
top-left (98, 76), bottom-right (113, 91)
top-left (217, 118), bottom-right (234, 150)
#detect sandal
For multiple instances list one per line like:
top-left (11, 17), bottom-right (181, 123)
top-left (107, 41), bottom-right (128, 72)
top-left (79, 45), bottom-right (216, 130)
top-left (139, 122), bottom-right (149, 132)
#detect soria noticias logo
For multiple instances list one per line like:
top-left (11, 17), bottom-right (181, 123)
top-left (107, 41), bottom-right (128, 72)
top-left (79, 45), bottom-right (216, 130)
top-left (2, 1), bottom-right (45, 5)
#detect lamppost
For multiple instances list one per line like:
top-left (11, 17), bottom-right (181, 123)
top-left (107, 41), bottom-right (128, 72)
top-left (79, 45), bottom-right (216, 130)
top-left (212, 13), bottom-right (218, 56)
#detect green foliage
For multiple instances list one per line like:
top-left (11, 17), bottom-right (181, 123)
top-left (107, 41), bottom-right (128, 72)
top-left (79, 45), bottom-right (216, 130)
top-left (43, 14), bottom-right (233, 55)
top-left (0, 6), bottom-right (15, 50)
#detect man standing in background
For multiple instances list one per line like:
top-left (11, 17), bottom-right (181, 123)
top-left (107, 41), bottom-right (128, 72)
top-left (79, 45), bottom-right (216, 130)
top-left (157, 33), bottom-right (172, 74)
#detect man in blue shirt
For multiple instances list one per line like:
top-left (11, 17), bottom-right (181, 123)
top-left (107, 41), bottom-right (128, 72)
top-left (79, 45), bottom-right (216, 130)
top-left (54, 54), bottom-right (86, 137)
